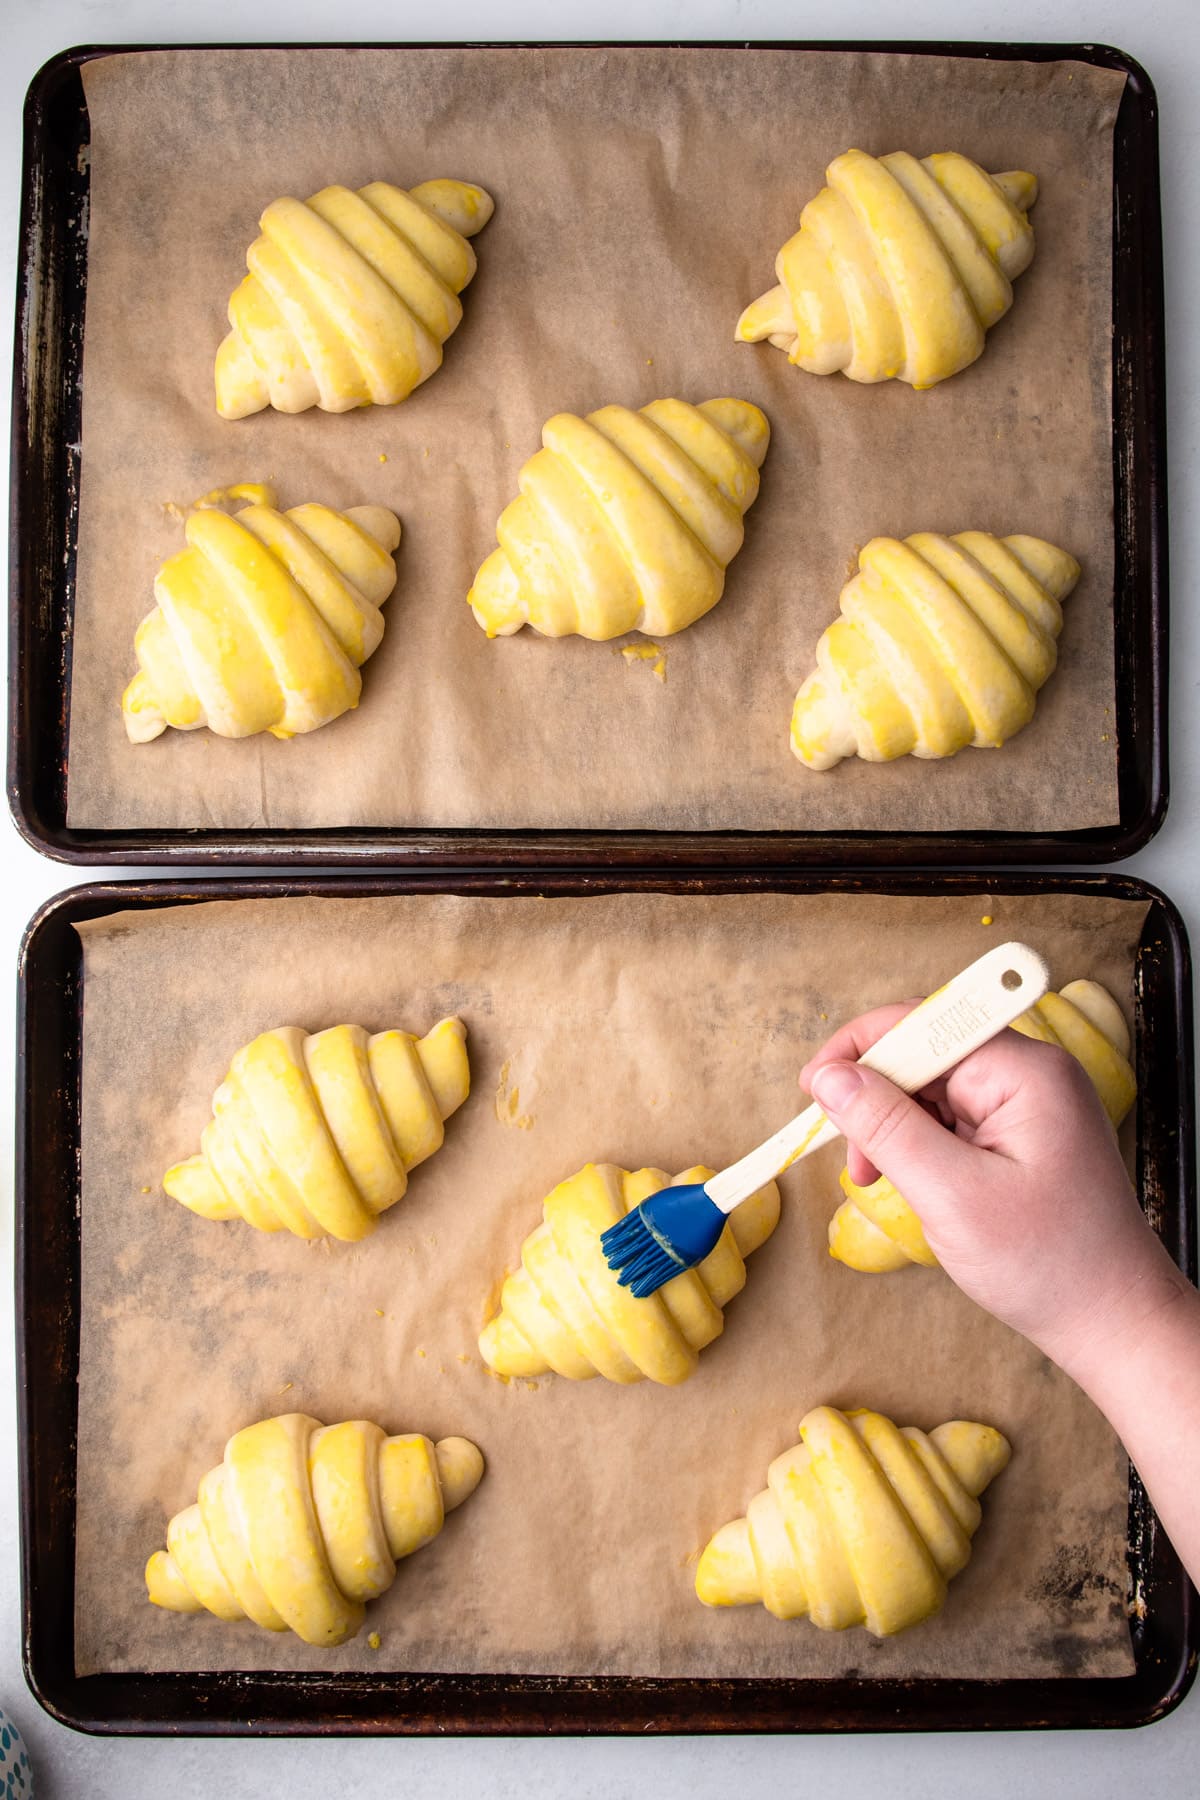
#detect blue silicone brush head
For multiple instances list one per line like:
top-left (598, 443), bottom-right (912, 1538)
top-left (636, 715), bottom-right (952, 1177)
top-left (599, 1179), bottom-right (726, 1298)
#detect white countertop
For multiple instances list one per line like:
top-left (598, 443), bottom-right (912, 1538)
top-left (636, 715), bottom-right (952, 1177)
top-left (3, 0), bottom-right (1198, 1793)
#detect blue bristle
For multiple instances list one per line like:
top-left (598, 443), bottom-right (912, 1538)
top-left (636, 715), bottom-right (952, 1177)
top-left (619, 1244), bottom-right (667, 1289)
top-left (628, 1254), bottom-right (683, 1298)
top-left (601, 1213), bottom-right (642, 1254)
top-left (599, 1179), bottom-right (727, 1298)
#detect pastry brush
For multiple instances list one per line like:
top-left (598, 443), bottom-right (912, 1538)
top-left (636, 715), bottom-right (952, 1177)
top-left (600, 940), bottom-right (1050, 1298)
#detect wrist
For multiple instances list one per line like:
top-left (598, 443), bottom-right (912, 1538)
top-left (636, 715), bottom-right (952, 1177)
top-left (1040, 1240), bottom-right (1198, 1400)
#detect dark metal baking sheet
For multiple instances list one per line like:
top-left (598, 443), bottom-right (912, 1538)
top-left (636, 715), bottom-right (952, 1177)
top-left (7, 40), bottom-right (1168, 867)
top-left (16, 871), bottom-right (1196, 1734)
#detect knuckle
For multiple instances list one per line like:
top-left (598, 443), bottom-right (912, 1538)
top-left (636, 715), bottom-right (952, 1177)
top-left (1038, 1041), bottom-right (1093, 1101)
top-left (856, 1087), bottom-right (915, 1157)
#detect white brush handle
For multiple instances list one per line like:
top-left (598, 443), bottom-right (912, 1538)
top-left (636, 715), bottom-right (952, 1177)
top-left (704, 941), bottom-right (1051, 1216)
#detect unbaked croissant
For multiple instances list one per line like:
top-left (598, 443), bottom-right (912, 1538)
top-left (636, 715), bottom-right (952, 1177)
top-left (146, 1413), bottom-right (484, 1647)
top-left (122, 484), bottom-right (402, 743)
top-left (696, 1404), bottom-right (1010, 1635)
top-left (468, 397), bottom-right (770, 639)
top-left (479, 1163), bottom-right (780, 1385)
top-left (829, 979), bottom-right (1136, 1273)
top-left (164, 1017), bottom-right (469, 1241)
top-left (790, 530), bottom-right (1080, 770)
top-left (737, 150), bottom-right (1036, 389)
top-left (215, 178), bottom-right (494, 418)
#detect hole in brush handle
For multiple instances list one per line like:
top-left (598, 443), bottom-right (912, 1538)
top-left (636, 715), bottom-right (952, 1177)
top-left (859, 943), bottom-right (1049, 1090)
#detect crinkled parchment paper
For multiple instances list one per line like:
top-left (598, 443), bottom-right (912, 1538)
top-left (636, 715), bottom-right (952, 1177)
top-left (66, 47), bottom-right (1124, 832)
top-left (73, 889), bottom-right (1145, 1679)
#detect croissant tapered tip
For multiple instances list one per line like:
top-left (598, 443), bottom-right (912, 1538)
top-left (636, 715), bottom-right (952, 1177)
top-left (1002, 534), bottom-right (1081, 600)
top-left (737, 282), bottom-right (796, 347)
top-left (122, 670), bottom-right (167, 743)
top-left (1058, 979), bottom-right (1132, 1061)
top-left (146, 1548), bottom-right (202, 1612)
top-left (699, 397), bottom-right (771, 469)
top-left (342, 504), bottom-right (402, 555)
top-left (790, 671), bottom-right (847, 772)
top-left (695, 1517), bottom-right (760, 1607)
top-left (827, 1195), bottom-right (913, 1272)
top-left (413, 1014), bottom-right (471, 1120)
top-left (163, 1152), bottom-right (238, 1221)
top-left (435, 1437), bottom-right (485, 1511)
top-left (478, 1310), bottom-right (547, 1378)
top-left (929, 1421), bottom-right (1012, 1498)
top-left (409, 178), bottom-right (495, 237)
top-left (214, 325), bottom-right (269, 420)
top-left (994, 169), bottom-right (1038, 212)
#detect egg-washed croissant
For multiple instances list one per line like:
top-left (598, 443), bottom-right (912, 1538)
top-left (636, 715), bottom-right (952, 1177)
top-left (215, 178), bottom-right (494, 418)
top-left (468, 397), bottom-right (770, 639)
top-left (790, 530), bottom-right (1080, 770)
top-left (164, 1018), bottom-right (469, 1241)
top-left (122, 484), bottom-right (402, 743)
top-left (737, 149), bottom-right (1036, 389)
top-left (829, 979), bottom-right (1136, 1273)
top-left (479, 1163), bottom-right (779, 1386)
top-left (146, 1413), bottom-right (484, 1647)
top-left (696, 1405), bottom-right (1011, 1636)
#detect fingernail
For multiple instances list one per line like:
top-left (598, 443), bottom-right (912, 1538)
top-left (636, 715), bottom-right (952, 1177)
top-left (811, 1063), bottom-right (865, 1113)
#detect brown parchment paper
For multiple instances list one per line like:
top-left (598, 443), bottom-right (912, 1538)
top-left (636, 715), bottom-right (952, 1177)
top-left (73, 889), bottom-right (1147, 1679)
top-left (65, 47), bottom-right (1124, 833)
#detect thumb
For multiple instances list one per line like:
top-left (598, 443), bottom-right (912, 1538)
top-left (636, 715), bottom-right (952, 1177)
top-left (809, 1061), bottom-right (974, 1201)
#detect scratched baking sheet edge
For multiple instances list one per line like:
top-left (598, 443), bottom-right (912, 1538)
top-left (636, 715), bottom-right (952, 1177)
top-left (6, 40), bottom-right (1168, 868)
top-left (16, 870), bottom-right (1195, 1735)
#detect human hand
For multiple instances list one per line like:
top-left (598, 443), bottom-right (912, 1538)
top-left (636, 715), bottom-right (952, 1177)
top-left (799, 1006), bottom-right (1182, 1376)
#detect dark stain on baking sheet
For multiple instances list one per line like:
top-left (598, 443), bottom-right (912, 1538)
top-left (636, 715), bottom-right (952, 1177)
top-left (1026, 1542), bottom-right (1133, 1676)
top-left (1028, 1543), bottom-right (1125, 1612)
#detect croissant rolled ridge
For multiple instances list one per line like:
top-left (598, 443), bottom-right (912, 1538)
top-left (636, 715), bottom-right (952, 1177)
top-left (215, 177), bottom-right (494, 418)
top-left (163, 1017), bottom-right (470, 1241)
top-left (479, 1161), bottom-right (780, 1387)
top-left (122, 484), bottom-right (403, 744)
top-left (790, 530), bottom-right (1080, 771)
top-left (738, 149), bottom-right (1037, 389)
top-left (146, 1413), bottom-right (485, 1646)
top-left (468, 397), bottom-right (770, 640)
top-left (696, 1404), bottom-right (1011, 1636)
